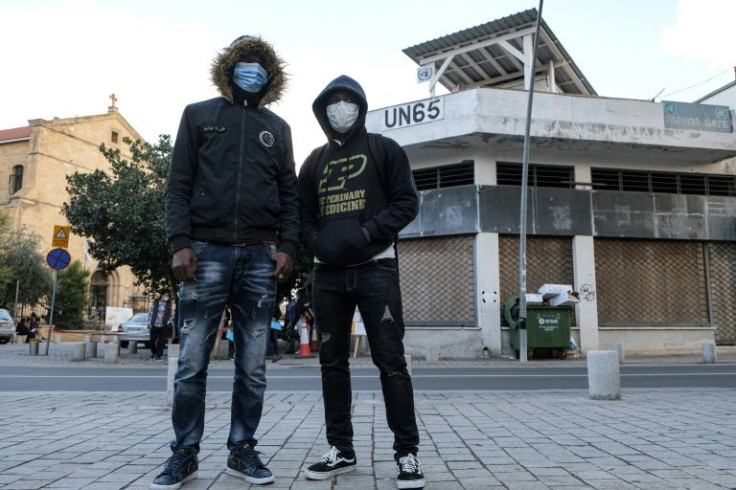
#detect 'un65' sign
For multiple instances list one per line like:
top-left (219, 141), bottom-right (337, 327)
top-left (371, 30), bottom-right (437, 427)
top-left (382, 97), bottom-right (444, 130)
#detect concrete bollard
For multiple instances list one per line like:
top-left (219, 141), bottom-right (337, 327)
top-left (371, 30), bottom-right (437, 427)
top-left (587, 350), bottom-right (621, 400)
top-left (129, 342), bottom-right (138, 354)
top-left (425, 345), bottom-right (440, 364)
top-left (167, 344), bottom-right (180, 406)
top-left (16, 336), bottom-right (24, 344)
top-left (611, 342), bottom-right (625, 363)
top-left (72, 342), bottom-right (86, 361)
top-left (53, 334), bottom-right (61, 344)
top-left (404, 354), bottom-right (412, 376)
top-left (29, 340), bottom-right (40, 356)
top-left (701, 342), bottom-right (717, 364)
top-left (85, 341), bottom-right (97, 359)
top-left (104, 340), bottom-right (119, 363)
top-left (217, 340), bottom-right (229, 360)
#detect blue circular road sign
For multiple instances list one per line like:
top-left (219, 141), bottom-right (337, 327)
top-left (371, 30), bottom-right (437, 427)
top-left (46, 248), bottom-right (71, 270)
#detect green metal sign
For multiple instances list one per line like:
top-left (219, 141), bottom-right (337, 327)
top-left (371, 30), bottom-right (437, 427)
top-left (663, 101), bottom-right (732, 133)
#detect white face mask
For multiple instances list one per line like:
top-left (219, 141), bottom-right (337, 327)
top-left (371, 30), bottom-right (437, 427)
top-left (326, 101), bottom-right (359, 134)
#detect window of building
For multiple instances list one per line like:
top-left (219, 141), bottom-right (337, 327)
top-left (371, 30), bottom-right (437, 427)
top-left (496, 162), bottom-right (574, 188)
top-left (9, 165), bottom-right (23, 194)
top-left (111, 130), bottom-right (119, 144)
top-left (412, 160), bottom-right (474, 191)
top-left (591, 168), bottom-right (736, 197)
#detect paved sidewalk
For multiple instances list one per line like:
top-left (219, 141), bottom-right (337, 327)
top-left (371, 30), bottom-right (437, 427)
top-left (1, 344), bottom-right (735, 489)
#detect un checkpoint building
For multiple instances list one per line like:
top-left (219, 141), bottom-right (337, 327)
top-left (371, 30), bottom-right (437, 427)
top-left (364, 9), bottom-right (736, 359)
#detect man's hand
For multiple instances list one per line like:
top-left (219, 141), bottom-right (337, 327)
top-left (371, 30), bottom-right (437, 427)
top-left (172, 248), bottom-right (197, 282)
top-left (271, 251), bottom-right (294, 282)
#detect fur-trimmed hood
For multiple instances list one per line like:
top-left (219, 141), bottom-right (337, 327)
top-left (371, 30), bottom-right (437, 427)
top-left (210, 35), bottom-right (287, 106)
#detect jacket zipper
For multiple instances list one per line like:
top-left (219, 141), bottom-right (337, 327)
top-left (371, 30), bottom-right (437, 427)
top-left (234, 105), bottom-right (246, 240)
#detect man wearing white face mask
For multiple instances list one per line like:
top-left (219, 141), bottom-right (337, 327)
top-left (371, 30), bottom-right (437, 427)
top-left (155, 35), bottom-right (299, 489)
top-left (298, 75), bottom-right (425, 489)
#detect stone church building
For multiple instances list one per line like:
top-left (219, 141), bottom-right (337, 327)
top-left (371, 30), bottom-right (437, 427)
top-left (0, 98), bottom-right (147, 322)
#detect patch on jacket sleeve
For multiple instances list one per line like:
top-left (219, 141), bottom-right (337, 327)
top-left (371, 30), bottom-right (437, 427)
top-left (259, 130), bottom-right (275, 148)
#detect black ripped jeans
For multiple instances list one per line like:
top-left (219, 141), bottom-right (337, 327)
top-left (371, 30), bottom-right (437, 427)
top-left (311, 259), bottom-right (419, 457)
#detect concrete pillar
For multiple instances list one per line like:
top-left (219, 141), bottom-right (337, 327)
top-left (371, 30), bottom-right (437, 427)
top-left (29, 341), bottom-right (39, 356)
top-left (587, 350), bottom-right (621, 400)
top-left (404, 354), bottom-right (412, 376)
top-left (611, 342), bottom-right (625, 363)
top-left (72, 343), bottom-right (86, 361)
top-left (216, 340), bottom-right (229, 360)
top-left (53, 333), bottom-right (61, 344)
top-left (425, 344), bottom-right (440, 364)
top-left (85, 341), bottom-right (97, 359)
top-left (129, 342), bottom-right (138, 354)
top-left (702, 342), bottom-right (717, 364)
top-left (167, 344), bottom-right (180, 406)
top-left (104, 340), bottom-right (119, 363)
top-left (572, 235), bottom-right (599, 353)
top-left (476, 232), bottom-right (502, 357)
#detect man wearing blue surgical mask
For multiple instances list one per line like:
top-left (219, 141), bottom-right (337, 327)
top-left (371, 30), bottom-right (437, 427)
top-left (298, 76), bottom-right (425, 489)
top-left (154, 35), bottom-right (299, 489)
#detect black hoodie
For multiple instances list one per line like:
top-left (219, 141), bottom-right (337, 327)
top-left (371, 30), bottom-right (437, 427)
top-left (298, 75), bottom-right (418, 267)
top-left (165, 36), bottom-right (299, 257)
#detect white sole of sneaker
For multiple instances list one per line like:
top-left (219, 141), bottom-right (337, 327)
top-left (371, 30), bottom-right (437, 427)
top-left (304, 465), bottom-right (356, 480)
top-left (397, 478), bottom-right (425, 489)
top-left (225, 467), bottom-right (275, 485)
top-left (149, 471), bottom-right (198, 489)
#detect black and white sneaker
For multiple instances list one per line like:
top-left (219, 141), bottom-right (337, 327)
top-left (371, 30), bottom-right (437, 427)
top-left (396, 454), bottom-right (425, 489)
top-left (304, 446), bottom-right (356, 480)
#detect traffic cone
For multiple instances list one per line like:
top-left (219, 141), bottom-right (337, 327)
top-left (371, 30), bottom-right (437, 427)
top-left (297, 320), bottom-right (313, 358)
top-left (310, 323), bottom-right (320, 351)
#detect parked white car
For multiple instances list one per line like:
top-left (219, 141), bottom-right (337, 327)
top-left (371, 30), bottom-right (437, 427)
top-left (112, 312), bottom-right (150, 348)
top-left (0, 309), bottom-right (14, 343)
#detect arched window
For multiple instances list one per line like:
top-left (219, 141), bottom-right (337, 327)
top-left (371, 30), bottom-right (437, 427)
top-left (10, 165), bottom-right (23, 193)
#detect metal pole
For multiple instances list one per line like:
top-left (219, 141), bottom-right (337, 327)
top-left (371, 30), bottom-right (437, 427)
top-left (44, 270), bottom-right (58, 356)
top-left (518, 0), bottom-right (544, 364)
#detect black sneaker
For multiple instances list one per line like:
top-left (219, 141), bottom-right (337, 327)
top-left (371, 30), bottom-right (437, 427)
top-left (396, 454), bottom-right (424, 489)
top-left (304, 446), bottom-right (356, 480)
top-left (226, 443), bottom-right (274, 485)
top-left (150, 449), bottom-right (198, 489)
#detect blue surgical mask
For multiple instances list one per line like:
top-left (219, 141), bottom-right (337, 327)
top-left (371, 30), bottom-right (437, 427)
top-left (233, 62), bottom-right (268, 93)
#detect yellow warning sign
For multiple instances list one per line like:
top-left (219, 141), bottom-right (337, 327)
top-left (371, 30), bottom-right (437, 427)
top-left (52, 225), bottom-right (70, 248)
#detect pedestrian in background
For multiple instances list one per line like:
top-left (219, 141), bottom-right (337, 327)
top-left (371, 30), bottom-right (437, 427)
top-left (147, 292), bottom-right (172, 361)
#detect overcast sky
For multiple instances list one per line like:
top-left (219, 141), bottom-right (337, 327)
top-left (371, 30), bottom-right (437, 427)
top-left (1, 0), bottom-right (735, 164)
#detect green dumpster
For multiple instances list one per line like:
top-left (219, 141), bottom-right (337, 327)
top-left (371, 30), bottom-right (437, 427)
top-left (504, 296), bottom-right (571, 359)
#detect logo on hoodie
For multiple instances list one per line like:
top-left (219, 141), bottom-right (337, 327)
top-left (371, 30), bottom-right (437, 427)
top-left (259, 131), bottom-right (274, 148)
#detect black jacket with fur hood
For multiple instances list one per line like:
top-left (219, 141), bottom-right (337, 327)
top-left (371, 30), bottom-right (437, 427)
top-left (165, 36), bottom-right (299, 258)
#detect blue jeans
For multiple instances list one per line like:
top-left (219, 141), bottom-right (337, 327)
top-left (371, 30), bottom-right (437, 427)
top-left (311, 259), bottom-right (420, 457)
top-left (171, 241), bottom-right (276, 453)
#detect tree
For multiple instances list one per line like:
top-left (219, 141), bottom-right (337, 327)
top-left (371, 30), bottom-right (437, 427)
top-left (52, 260), bottom-right (90, 329)
top-left (0, 224), bottom-right (53, 312)
top-left (0, 213), bottom-right (14, 303)
top-left (63, 136), bottom-right (175, 295)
